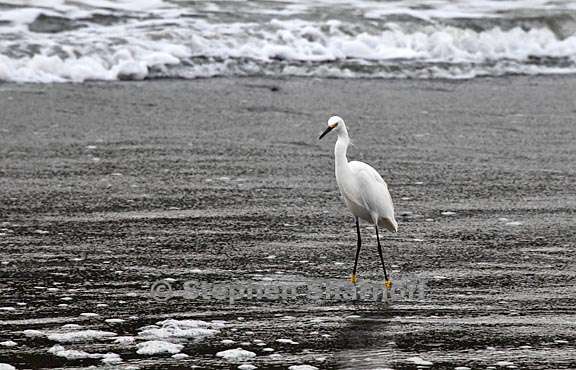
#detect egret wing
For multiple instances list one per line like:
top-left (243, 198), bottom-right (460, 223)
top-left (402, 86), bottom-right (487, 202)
top-left (349, 161), bottom-right (386, 184)
top-left (349, 161), bottom-right (397, 231)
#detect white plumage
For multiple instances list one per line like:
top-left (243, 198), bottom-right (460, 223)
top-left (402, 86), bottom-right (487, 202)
top-left (319, 115), bottom-right (397, 286)
top-left (341, 161), bottom-right (398, 232)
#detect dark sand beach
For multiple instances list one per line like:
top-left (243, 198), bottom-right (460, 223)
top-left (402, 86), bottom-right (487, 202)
top-left (0, 76), bottom-right (575, 369)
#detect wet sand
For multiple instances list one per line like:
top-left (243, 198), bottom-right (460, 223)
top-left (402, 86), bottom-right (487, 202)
top-left (0, 76), bottom-right (575, 369)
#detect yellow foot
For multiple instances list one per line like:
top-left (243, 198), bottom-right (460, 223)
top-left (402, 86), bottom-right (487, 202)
top-left (384, 279), bottom-right (393, 289)
top-left (349, 274), bottom-right (358, 285)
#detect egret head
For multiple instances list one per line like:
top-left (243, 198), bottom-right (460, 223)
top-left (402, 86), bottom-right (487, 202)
top-left (319, 116), bottom-right (345, 140)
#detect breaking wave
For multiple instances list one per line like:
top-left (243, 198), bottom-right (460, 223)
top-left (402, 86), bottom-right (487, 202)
top-left (0, 0), bottom-right (575, 82)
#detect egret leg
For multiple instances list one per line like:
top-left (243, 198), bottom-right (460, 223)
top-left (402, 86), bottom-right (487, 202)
top-left (375, 225), bottom-right (392, 289)
top-left (350, 217), bottom-right (361, 284)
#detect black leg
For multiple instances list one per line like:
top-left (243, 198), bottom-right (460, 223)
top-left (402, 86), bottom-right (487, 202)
top-left (375, 224), bottom-right (390, 284)
top-left (351, 217), bottom-right (361, 283)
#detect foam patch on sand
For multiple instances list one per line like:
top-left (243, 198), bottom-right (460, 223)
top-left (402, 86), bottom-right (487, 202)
top-left (47, 330), bottom-right (117, 343)
top-left (276, 338), bottom-right (299, 345)
top-left (138, 319), bottom-right (223, 340)
top-left (48, 345), bottom-right (121, 362)
top-left (238, 365), bottom-right (257, 370)
top-left (172, 353), bottom-right (189, 359)
top-left (23, 328), bottom-right (117, 343)
top-left (216, 348), bottom-right (257, 361)
top-left (406, 356), bottom-right (433, 366)
top-left (136, 340), bottom-right (184, 355)
top-left (105, 318), bottom-right (126, 324)
top-left (79, 312), bottom-right (100, 318)
top-left (23, 330), bottom-right (44, 338)
top-left (113, 336), bottom-right (136, 345)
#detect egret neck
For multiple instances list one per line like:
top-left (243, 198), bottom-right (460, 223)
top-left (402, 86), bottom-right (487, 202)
top-left (334, 124), bottom-right (351, 181)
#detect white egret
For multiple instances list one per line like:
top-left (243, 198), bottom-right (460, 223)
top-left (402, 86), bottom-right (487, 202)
top-left (319, 116), bottom-right (397, 288)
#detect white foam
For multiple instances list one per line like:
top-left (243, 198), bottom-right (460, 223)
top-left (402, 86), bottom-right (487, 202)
top-left (0, 341), bottom-right (17, 347)
top-left (138, 319), bottom-right (222, 340)
top-left (48, 345), bottom-right (120, 361)
top-left (216, 348), bottom-right (257, 361)
top-left (1, 1), bottom-right (576, 82)
top-left (276, 338), bottom-right (299, 344)
top-left (288, 366), bottom-right (319, 370)
top-left (101, 354), bottom-right (123, 364)
top-left (79, 312), bottom-right (99, 318)
top-left (61, 324), bottom-right (83, 329)
top-left (136, 340), bottom-right (183, 355)
top-left (172, 353), bottom-right (189, 359)
top-left (113, 336), bottom-right (136, 345)
top-left (105, 318), bottom-right (126, 324)
top-left (0, 364), bottom-right (16, 370)
top-left (23, 330), bottom-right (44, 338)
top-left (238, 365), bottom-right (257, 370)
top-left (406, 356), bottom-right (433, 366)
top-left (47, 330), bottom-right (117, 343)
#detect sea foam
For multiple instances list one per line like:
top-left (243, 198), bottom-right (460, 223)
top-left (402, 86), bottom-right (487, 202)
top-left (1, 0), bottom-right (575, 82)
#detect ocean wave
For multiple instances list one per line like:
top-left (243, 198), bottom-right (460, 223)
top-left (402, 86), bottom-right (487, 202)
top-left (0, 0), bottom-right (575, 82)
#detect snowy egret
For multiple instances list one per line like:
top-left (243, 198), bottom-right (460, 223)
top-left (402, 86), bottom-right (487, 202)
top-left (319, 116), bottom-right (397, 288)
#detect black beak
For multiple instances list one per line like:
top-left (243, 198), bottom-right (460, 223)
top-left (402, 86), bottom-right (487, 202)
top-left (319, 126), bottom-right (333, 140)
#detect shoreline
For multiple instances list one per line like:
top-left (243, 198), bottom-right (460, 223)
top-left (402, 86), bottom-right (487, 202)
top-left (4, 71), bottom-right (576, 85)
